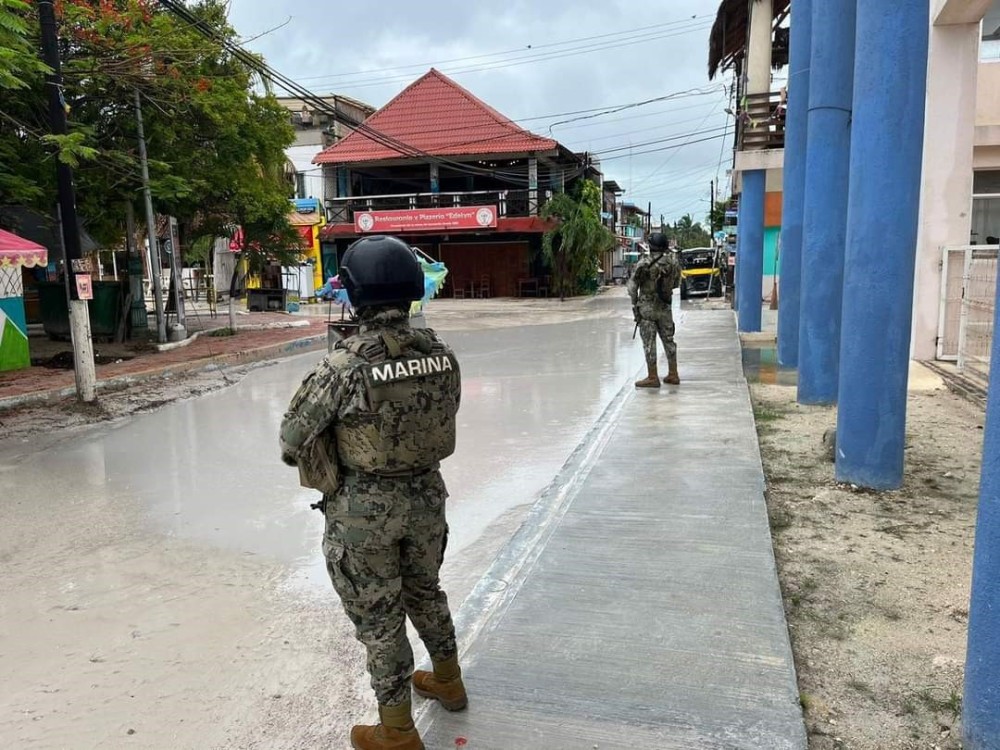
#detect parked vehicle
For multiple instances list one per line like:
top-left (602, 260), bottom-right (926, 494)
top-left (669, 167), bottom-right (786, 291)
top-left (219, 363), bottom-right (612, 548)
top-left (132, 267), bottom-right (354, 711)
top-left (678, 246), bottom-right (724, 299)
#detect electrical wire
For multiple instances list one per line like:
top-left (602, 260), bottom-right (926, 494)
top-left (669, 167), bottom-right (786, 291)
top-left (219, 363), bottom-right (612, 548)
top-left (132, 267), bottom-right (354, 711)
top-left (159, 0), bottom-right (723, 190)
top-left (291, 14), bottom-right (714, 83)
top-left (595, 131), bottom-right (730, 161)
top-left (300, 21), bottom-right (713, 91)
top-left (156, 0), bottom-right (536, 185)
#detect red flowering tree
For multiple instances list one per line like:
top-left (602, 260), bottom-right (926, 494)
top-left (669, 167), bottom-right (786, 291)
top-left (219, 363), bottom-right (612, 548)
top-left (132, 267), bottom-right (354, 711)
top-left (0, 0), bottom-right (295, 254)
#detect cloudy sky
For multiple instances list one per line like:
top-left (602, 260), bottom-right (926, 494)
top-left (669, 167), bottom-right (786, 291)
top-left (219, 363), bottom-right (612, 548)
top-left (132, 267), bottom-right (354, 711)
top-left (229, 0), bottom-right (739, 226)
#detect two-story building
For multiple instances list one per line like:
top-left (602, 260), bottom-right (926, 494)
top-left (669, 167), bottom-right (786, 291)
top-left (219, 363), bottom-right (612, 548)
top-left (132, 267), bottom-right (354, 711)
top-left (276, 95), bottom-right (376, 203)
top-left (312, 69), bottom-right (590, 298)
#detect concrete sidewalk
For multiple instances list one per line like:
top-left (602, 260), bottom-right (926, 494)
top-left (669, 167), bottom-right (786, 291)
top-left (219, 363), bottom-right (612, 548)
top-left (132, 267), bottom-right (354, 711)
top-left (419, 309), bottom-right (806, 749)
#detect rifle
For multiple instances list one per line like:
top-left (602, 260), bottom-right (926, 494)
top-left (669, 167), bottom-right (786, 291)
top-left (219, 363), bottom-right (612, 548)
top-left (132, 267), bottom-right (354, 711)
top-left (632, 321), bottom-right (639, 340)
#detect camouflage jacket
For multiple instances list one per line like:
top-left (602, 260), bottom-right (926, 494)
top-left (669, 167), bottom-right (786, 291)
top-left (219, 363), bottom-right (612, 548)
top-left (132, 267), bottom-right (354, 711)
top-left (628, 251), bottom-right (681, 316)
top-left (279, 308), bottom-right (461, 496)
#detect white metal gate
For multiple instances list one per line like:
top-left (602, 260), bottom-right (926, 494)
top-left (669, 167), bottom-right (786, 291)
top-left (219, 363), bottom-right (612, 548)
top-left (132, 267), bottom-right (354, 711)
top-left (938, 246), bottom-right (998, 379)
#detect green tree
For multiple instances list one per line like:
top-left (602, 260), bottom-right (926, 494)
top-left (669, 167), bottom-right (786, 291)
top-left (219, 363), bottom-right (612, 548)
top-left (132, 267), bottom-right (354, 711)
top-left (708, 199), bottom-right (729, 235)
top-left (668, 213), bottom-right (712, 250)
top-left (0, 0), bottom-right (49, 90)
top-left (0, 0), bottom-right (296, 265)
top-left (542, 180), bottom-right (615, 300)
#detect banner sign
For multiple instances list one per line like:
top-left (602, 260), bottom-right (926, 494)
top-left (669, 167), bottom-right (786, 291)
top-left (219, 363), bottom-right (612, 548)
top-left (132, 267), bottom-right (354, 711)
top-left (354, 206), bottom-right (497, 233)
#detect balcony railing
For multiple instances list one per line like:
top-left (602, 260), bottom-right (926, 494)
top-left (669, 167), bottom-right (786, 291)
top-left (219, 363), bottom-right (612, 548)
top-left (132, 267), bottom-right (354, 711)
top-left (738, 90), bottom-right (786, 151)
top-left (325, 188), bottom-right (552, 224)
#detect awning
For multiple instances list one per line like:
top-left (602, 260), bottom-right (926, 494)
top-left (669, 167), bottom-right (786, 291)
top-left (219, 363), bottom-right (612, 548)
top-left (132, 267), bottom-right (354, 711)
top-left (0, 228), bottom-right (48, 269)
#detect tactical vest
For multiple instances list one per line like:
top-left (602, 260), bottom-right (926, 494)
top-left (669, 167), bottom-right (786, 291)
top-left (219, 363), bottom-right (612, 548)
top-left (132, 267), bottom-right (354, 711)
top-left (334, 329), bottom-right (460, 475)
top-left (638, 255), bottom-right (676, 305)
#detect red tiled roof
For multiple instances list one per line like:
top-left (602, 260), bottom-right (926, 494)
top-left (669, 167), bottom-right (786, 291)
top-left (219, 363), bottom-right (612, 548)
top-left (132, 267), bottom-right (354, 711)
top-left (314, 69), bottom-right (558, 165)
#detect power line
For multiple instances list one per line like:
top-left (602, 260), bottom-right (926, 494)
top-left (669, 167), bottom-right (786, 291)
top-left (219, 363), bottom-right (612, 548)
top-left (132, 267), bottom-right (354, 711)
top-left (292, 21), bottom-right (713, 91)
top-left (290, 14), bottom-right (713, 83)
top-left (592, 126), bottom-right (730, 157)
top-left (629, 98), bottom-right (726, 191)
top-left (275, 91), bottom-right (720, 152)
top-left (595, 131), bottom-right (730, 161)
top-left (547, 88), bottom-right (717, 132)
top-left (156, 0), bottom-right (551, 185)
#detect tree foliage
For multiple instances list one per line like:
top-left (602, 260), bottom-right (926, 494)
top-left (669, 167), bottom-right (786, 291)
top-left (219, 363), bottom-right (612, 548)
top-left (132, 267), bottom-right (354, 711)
top-left (0, 0), bottom-right (298, 267)
top-left (666, 213), bottom-right (712, 250)
top-left (541, 180), bottom-right (615, 300)
top-left (708, 199), bottom-right (729, 235)
top-left (0, 0), bottom-right (50, 90)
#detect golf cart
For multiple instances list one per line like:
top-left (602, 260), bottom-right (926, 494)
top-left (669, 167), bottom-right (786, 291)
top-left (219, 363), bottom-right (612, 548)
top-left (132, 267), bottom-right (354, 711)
top-left (678, 246), bottom-right (725, 300)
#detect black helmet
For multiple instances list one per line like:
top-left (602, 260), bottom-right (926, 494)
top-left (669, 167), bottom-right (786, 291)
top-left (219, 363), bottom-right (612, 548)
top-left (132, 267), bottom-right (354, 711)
top-left (340, 235), bottom-right (424, 309)
top-left (649, 233), bottom-right (669, 251)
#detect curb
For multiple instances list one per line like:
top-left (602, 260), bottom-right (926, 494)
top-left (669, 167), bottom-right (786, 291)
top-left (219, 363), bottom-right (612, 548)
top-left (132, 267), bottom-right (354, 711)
top-left (0, 332), bottom-right (327, 411)
top-left (151, 319), bottom-right (312, 353)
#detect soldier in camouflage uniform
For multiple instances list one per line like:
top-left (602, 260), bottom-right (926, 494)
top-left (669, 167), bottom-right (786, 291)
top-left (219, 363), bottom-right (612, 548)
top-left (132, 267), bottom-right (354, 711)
top-left (628, 232), bottom-right (682, 388)
top-left (280, 235), bottom-right (466, 750)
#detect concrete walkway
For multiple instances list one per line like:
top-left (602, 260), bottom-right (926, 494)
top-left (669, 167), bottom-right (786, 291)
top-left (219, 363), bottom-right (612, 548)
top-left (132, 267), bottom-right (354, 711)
top-left (419, 309), bottom-right (807, 749)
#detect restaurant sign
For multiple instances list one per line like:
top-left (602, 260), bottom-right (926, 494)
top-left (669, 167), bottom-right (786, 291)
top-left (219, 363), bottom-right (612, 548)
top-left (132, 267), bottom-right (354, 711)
top-left (354, 206), bottom-right (497, 233)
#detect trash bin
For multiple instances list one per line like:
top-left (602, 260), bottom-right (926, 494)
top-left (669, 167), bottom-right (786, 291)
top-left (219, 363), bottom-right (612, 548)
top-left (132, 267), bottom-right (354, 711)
top-left (36, 281), bottom-right (70, 340)
top-left (247, 288), bottom-right (287, 312)
top-left (36, 280), bottom-right (125, 341)
top-left (89, 281), bottom-right (124, 339)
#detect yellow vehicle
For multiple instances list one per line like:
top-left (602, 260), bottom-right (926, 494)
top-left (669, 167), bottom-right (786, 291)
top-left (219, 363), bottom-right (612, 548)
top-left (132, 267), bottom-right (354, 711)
top-left (678, 246), bottom-right (724, 299)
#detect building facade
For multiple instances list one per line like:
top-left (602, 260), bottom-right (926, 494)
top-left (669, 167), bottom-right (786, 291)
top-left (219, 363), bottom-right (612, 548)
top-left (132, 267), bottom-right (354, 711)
top-left (276, 95), bottom-right (375, 203)
top-left (313, 69), bottom-right (590, 297)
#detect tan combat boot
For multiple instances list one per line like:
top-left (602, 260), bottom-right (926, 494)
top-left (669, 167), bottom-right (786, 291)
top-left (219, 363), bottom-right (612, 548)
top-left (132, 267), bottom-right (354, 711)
top-left (350, 702), bottom-right (424, 750)
top-left (663, 357), bottom-right (680, 385)
top-left (413, 655), bottom-right (468, 711)
top-left (635, 362), bottom-right (661, 388)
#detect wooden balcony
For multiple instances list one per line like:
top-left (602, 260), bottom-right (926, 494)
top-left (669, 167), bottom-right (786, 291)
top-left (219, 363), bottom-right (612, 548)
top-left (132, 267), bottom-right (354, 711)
top-left (738, 90), bottom-right (786, 151)
top-left (325, 188), bottom-right (552, 224)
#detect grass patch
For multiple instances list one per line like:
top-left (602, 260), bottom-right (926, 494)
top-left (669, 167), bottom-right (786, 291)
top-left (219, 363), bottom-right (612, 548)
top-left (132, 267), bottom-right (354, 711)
top-left (769, 506), bottom-right (794, 532)
top-left (207, 327), bottom-right (237, 337)
top-left (846, 677), bottom-right (874, 697)
top-left (754, 405), bottom-right (787, 423)
top-left (914, 686), bottom-right (962, 720)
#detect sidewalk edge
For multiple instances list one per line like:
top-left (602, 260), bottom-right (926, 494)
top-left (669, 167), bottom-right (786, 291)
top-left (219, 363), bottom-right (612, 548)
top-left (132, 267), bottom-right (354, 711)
top-left (0, 333), bottom-right (327, 411)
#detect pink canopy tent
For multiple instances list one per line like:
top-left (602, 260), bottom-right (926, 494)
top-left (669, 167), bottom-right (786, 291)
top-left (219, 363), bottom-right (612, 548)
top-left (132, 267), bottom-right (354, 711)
top-left (0, 228), bottom-right (48, 269)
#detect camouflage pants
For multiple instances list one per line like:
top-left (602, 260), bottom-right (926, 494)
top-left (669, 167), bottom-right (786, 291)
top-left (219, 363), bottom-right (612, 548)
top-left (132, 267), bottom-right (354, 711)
top-left (323, 472), bottom-right (457, 707)
top-left (638, 311), bottom-right (677, 366)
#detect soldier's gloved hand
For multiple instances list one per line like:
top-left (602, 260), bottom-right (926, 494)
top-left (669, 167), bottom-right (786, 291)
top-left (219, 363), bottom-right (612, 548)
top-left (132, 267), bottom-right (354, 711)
top-left (632, 306), bottom-right (640, 322)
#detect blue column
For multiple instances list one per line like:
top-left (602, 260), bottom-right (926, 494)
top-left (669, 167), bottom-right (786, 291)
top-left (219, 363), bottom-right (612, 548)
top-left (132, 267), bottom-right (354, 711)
top-left (737, 169), bottom-right (765, 333)
top-left (776, 0), bottom-right (812, 367)
top-left (965, 290), bottom-right (1000, 747)
top-left (797, 0), bottom-right (855, 404)
top-left (835, 0), bottom-right (928, 489)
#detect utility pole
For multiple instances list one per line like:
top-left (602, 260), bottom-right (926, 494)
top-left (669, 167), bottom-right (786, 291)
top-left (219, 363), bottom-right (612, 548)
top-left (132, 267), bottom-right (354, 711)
top-left (134, 89), bottom-right (167, 344)
top-left (166, 216), bottom-right (186, 340)
top-left (38, 0), bottom-right (96, 402)
top-left (710, 180), bottom-right (716, 236)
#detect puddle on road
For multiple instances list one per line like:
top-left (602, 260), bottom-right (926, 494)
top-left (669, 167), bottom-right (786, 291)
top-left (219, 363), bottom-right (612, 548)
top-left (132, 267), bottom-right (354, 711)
top-left (742, 345), bottom-right (797, 386)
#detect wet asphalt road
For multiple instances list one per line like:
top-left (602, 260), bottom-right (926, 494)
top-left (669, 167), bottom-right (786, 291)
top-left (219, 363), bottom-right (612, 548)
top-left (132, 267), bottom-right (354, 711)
top-left (4, 293), bottom-right (645, 593)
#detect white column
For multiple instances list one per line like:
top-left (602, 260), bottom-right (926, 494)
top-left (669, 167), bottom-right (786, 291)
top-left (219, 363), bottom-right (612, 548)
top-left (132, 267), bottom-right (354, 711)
top-left (746, 0), bottom-right (774, 95)
top-left (528, 158), bottom-right (538, 215)
top-left (912, 20), bottom-right (980, 360)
